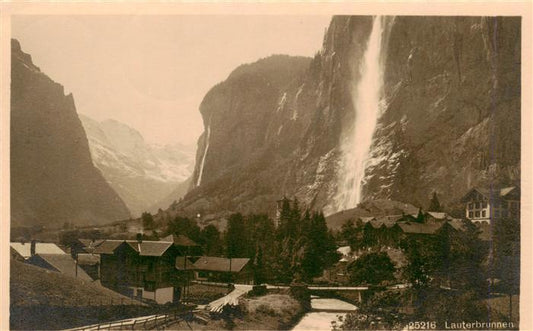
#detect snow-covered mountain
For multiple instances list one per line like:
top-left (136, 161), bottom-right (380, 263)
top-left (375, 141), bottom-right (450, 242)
top-left (80, 114), bottom-right (195, 216)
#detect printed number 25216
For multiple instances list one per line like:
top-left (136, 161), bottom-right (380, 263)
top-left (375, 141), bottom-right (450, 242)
top-left (408, 321), bottom-right (437, 329)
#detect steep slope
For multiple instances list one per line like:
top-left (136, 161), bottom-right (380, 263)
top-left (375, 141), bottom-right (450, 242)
top-left (168, 16), bottom-right (521, 221)
top-left (363, 16), bottom-right (521, 210)
top-left (10, 39), bottom-right (130, 227)
top-left (166, 54), bottom-right (314, 219)
top-left (80, 115), bottom-right (195, 216)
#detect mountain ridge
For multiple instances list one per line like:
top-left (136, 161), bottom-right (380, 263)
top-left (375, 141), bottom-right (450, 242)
top-left (79, 114), bottom-right (195, 216)
top-left (165, 16), bottom-right (520, 223)
top-left (11, 39), bottom-right (131, 227)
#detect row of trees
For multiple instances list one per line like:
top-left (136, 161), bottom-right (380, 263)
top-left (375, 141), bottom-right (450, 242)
top-left (163, 198), bottom-right (339, 284)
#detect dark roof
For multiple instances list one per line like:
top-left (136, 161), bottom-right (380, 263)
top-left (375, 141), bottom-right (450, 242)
top-left (374, 217), bottom-right (397, 227)
top-left (161, 234), bottom-right (199, 247)
top-left (93, 240), bottom-right (124, 254)
top-left (447, 219), bottom-right (467, 232)
top-left (30, 254), bottom-right (93, 281)
top-left (92, 239), bottom-right (175, 257)
top-left (398, 222), bottom-right (442, 234)
top-left (78, 239), bottom-right (105, 249)
top-left (360, 217), bottom-right (376, 223)
top-left (77, 253), bottom-right (100, 265)
top-left (175, 256), bottom-right (195, 270)
top-left (125, 241), bottom-right (173, 256)
top-left (192, 256), bottom-right (250, 273)
top-left (426, 212), bottom-right (449, 220)
top-left (461, 186), bottom-right (519, 202)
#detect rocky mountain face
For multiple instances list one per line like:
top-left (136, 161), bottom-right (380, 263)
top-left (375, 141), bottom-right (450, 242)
top-left (165, 16), bottom-right (521, 222)
top-left (80, 115), bottom-right (195, 216)
top-left (11, 39), bottom-right (131, 227)
top-left (364, 16), bottom-right (520, 212)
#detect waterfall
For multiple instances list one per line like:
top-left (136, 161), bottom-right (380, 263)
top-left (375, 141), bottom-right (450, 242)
top-left (196, 120), bottom-right (211, 187)
top-left (333, 16), bottom-right (391, 212)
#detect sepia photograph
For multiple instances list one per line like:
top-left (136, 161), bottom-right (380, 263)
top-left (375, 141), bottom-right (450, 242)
top-left (2, 2), bottom-right (531, 330)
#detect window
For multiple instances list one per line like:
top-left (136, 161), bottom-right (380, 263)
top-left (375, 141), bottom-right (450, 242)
top-left (482, 210), bottom-right (486, 217)
top-left (468, 211), bottom-right (474, 218)
top-left (475, 211), bottom-right (480, 218)
top-left (144, 281), bottom-right (155, 291)
top-left (482, 201), bottom-right (487, 208)
top-left (475, 202), bottom-right (480, 209)
top-left (468, 203), bottom-right (473, 209)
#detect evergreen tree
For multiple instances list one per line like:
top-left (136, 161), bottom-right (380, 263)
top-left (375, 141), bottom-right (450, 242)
top-left (167, 216), bottom-right (202, 243)
top-left (276, 197), bottom-right (292, 239)
top-left (402, 238), bottom-right (432, 288)
top-left (416, 208), bottom-right (425, 223)
top-left (141, 212), bottom-right (154, 230)
top-left (201, 224), bottom-right (223, 256)
top-left (226, 213), bottom-right (249, 258)
top-left (340, 218), bottom-right (361, 250)
top-left (428, 192), bottom-right (442, 212)
top-left (491, 217), bottom-right (520, 295)
top-left (300, 211), bottom-right (339, 281)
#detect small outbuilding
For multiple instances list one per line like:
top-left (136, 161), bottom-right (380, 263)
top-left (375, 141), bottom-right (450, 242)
top-left (191, 257), bottom-right (253, 284)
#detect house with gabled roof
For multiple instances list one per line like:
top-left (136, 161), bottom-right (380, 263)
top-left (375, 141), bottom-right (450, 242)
top-left (93, 238), bottom-right (190, 304)
top-left (461, 186), bottom-right (520, 223)
top-left (10, 241), bottom-right (66, 260)
top-left (191, 256), bottom-right (253, 284)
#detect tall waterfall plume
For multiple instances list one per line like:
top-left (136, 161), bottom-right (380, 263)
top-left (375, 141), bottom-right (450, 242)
top-left (196, 119), bottom-right (211, 187)
top-left (333, 16), bottom-right (392, 212)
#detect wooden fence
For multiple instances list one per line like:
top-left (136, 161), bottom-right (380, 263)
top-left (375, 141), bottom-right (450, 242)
top-left (65, 310), bottom-right (194, 331)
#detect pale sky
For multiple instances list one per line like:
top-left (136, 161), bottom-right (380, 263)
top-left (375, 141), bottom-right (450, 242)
top-left (12, 15), bottom-right (332, 145)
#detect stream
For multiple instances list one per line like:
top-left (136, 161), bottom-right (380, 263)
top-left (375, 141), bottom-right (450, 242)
top-left (292, 297), bottom-right (358, 331)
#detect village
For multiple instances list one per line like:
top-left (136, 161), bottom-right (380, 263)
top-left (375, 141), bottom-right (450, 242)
top-left (10, 186), bottom-right (520, 330)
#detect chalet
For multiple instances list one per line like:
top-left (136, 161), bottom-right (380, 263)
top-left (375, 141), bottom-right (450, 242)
top-left (94, 239), bottom-right (188, 304)
top-left (461, 186), bottom-right (520, 223)
top-left (191, 256), bottom-right (253, 284)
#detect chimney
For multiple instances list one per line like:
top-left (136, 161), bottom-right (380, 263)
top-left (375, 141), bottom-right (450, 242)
top-left (30, 240), bottom-right (36, 257)
top-left (136, 233), bottom-right (142, 254)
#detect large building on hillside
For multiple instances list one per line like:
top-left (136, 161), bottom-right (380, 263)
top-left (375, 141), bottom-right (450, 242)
top-left (460, 187), bottom-right (520, 224)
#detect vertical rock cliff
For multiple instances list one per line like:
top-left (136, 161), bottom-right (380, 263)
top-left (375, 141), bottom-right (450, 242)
top-left (11, 39), bottom-right (131, 227)
top-left (364, 16), bottom-right (521, 209)
top-left (170, 16), bottom-right (521, 220)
